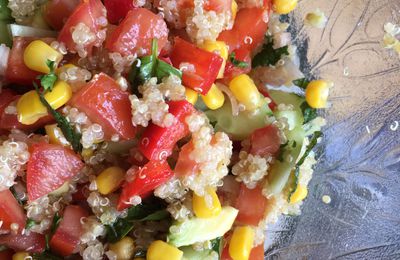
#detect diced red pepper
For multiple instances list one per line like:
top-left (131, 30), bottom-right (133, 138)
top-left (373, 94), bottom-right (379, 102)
top-left (139, 100), bottom-right (196, 161)
top-left (104, 0), bottom-right (136, 24)
top-left (0, 190), bottom-right (26, 234)
top-left (234, 184), bottom-right (267, 225)
top-left (27, 143), bottom-right (84, 201)
top-left (170, 37), bottom-right (223, 95)
top-left (250, 124), bottom-right (280, 157)
top-left (69, 73), bottom-right (136, 140)
top-left (50, 205), bottom-right (88, 256)
top-left (117, 160), bottom-right (174, 210)
top-left (0, 232), bottom-right (46, 253)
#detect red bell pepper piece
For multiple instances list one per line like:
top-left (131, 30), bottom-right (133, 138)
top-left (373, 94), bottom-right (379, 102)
top-left (117, 160), bottom-right (174, 210)
top-left (170, 37), bottom-right (223, 95)
top-left (139, 100), bottom-right (196, 161)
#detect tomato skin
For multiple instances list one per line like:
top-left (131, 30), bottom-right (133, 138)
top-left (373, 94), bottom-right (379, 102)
top-left (250, 125), bottom-right (280, 157)
top-left (170, 37), bottom-right (223, 95)
top-left (27, 143), bottom-right (84, 201)
top-left (221, 47), bottom-right (252, 84)
top-left (69, 73), bottom-right (136, 140)
top-left (105, 8), bottom-right (169, 57)
top-left (0, 249), bottom-right (13, 260)
top-left (117, 160), bottom-right (174, 210)
top-left (104, 0), bottom-right (136, 24)
top-left (174, 141), bottom-right (199, 176)
top-left (139, 100), bottom-right (195, 161)
top-left (43, 0), bottom-right (81, 30)
top-left (204, 0), bottom-right (232, 12)
top-left (218, 7), bottom-right (269, 53)
top-left (58, 0), bottom-right (106, 55)
top-left (0, 232), bottom-right (46, 253)
top-left (50, 205), bottom-right (88, 256)
top-left (0, 190), bottom-right (26, 234)
top-left (234, 184), bottom-right (267, 225)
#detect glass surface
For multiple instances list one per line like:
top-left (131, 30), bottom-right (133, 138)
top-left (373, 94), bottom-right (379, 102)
top-left (265, 0), bottom-right (400, 259)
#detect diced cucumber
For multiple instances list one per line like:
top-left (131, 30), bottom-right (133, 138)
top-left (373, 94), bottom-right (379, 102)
top-left (0, 0), bottom-right (12, 21)
top-left (274, 109), bottom-right (303, 130)
top-left (167, 206), bottom-right (238, 248)
top-left (8, 24), bottom-right (57, 38)
top-left (0, 20), bottom-right (11, 46)
top-left (181, 247), bottom-right (215, 260)
top-left (269, 89), bottom-right (304, 109)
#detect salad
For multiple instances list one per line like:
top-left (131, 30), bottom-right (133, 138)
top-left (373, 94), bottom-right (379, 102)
top-left (0, 0), bottom-right (330, 259)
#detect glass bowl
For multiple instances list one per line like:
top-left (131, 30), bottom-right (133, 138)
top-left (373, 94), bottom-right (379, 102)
top-left (265, 0), bottom-right (400, 258)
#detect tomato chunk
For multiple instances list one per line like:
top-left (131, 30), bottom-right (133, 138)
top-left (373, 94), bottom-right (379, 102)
top-left (27, 143), bottom-right (84, 201)
top-left (105, 8), bottom-right (169, 57)
top-left (0, 190), bottom-right (26, 234)
top-left (104, 0), bottom-right (136, 24)
top-left (0, 249), bottom-right (13, 260)
top-left (222, 47), bottom-right (251, 84)
top-left (50, 205), bottom-right (88, 256)
top-left (250, 125), bottom-right (281, 157)
top-left (0, 231), bottom-right (46, 253)
top-left (58, 0), bottom-right (107, 56)
top-left (235, 184), bottom-right (267, 225)
top-left (69, 73), bottom-right (136, 140)
top-left (43, 0), bottom-right (81, 30)
top-left (204, 0), bottom-right (232, 12)
top-left (0, 89), bottom-right (16, 114)
top-left (218, 7), bottom-right (269, 53)
top-left (174, 141), bottom-right (198, 176)
top-left (170, 37), bottom-right (223, 95)
top-left (139, 100), bottom-right (195, 161)
top-left (117, 160), bottom-right (174, 210)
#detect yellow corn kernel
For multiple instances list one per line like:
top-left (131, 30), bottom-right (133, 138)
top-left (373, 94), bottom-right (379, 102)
top-left (23, 40), bottom-right (63, 73)
top-left (231, 0), bottom-right (238, 20)
top-left (201, 84), bottom-right (225, 110)
top-left (290, 185), bottom-right (308, 204)
top-left (305, 80), bottom-right (331, 108)
top-left (229, 74), bottom-right (262, 111)
top-left (147, 240), bottom-right (183, 260)
top-left (12, 252), bottom-right (29, 260)
top-left (199, 40), bottom-right (228, 79)
top-left (273, 0), bottom-right (298, 14)
top-left (96, 167), bottom-right (126, 195)
top-left (45, 124), bottom-right (70, 146)
top-left (185, 88), bottom-right (198, 105)
top-left (17, 80), bottom-right (72, 125)
top-left (229, 226), bottom-right (255, 260)
top-left (192, 187), bottom-right (222, 218)
top-left (109, 237), bottom-right (135, 260)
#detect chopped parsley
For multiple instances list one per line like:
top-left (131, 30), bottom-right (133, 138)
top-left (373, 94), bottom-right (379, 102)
top-left (252, 36), bottom-right (289, 68)
top-left (26, 218), bottom-right (37, 230)
top-left (228, 52), bottom-right (248, 68)
top-left (32, 251), bottom-right (63, 260)
top-left (45, 213), bottom-right (62, 250)
top-left (211, 237), bottom-right (223, 259)
top-left (37, 60), bottom-right (58, 92)
top-left (293, 78), bottom-right (309, 90)
top-left (301, 101), bottom-right (317, 124)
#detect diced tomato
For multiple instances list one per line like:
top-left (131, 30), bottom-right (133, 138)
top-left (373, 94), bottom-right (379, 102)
top-left (0, 249), bottom-right (13, 260)
top-left (139, 100), bottom-right (195, 161)
top-left (69, 73), bottom-right (136, 140)
top-left (249, 244), bottom-right (265, 260)
top-left (58, 0), bottom-right (106, 55)
top-left (0, 232), bottom-right (46, 253)
top-left (249, 125), bottom-right (280, 157)
top-left (0, 111), bottom-right (54, 132)
top-left (235, 184), bottom-right (267, 225)
top-left (43, 0), bottom-right (81, 30)
top-left (117, 160), bottom-right (174, 210)
top-left (218, 7), bottom-right (270, 53)
top-left (204, 0), bottom-right (232, 12)
top-left (221, 47), bottom-right (251, 84)
top-left (0, 89), bottom-right (16, 114)
top-left (104, 0), bottom-right (136, 24)
top-left (5, 37), bottom-right (41, 86)
top-left (105, 8), bottom-right (169, 57)
top-left (0, 190), bottom-right (26, 234)
top-left (174, 141), bottom-right (199, 176)
top-left (170, 37), bottom-right (223, 95)
top-left (50, 205), bottom-right (88, 256)
top-left (27, 143), bottom-right (84, 201)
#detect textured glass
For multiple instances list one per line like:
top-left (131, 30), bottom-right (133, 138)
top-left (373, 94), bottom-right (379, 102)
top-left (265, 0), bottom-right (400, 259)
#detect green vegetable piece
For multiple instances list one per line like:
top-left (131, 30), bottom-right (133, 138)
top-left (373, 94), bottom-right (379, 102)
top-left (26, 218), bottom-right (37, 230)
top-left (0, 0), bottom-right (12, 21)
top-left (181, 247), bottom-right (216, 260)
top-left (167, 206), bottom-right (238, 248)
top-left (228, 52), bottom-right (248, 68)
top-left (300, 101), bottom-right (317, 124)
top-left (211, 237), bottom-right (223, 259)
top-left (0, 20), bottom-right (12, 47)
top-left (252, 36), bottom-right (289, 68)
top-left (38, 60), bottom-right (58, 92)
top-left (293, 78), bottom-right (309, 90)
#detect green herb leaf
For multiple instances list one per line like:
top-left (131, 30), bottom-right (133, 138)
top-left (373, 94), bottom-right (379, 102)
top-left (228, 52), bottom-right (248, 68)
top-left (300, 101), bottom-right (317, 124)
top-left (277, 142), bottom-right (289, 162)
top-left (32, 251), bottom-right (63, 260)
top-left (38, 60), bottom-right (58, 92)
top-left (293, 78), bottom-right (309, 90)
top-left (155, 59), bottom-right (182, 80)
top-left (50, 213), bottom-right (62, 235)
top-left (252, 36), bottom-right (289, 68)
top-left (26, 218), bottom-right (37, 230)
top-left (34, 83), bottom-right (82, 153)
top-left (139, 209), bottom-right (169, 221)
top-left (211, 237), bottom-right (223, 259)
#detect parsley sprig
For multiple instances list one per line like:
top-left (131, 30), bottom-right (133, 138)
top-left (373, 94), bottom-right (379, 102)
top-left (228, 52), bottom-right (249, 68)
top-left (38, 60), bottom-right (58, 92)
top-left (252, 36), bottom-right (289, 68)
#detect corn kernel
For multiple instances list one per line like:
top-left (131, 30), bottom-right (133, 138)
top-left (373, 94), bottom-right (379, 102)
top-left (193, 187), bottom-right (222, 218)
top-left (305, 80), bottom-right (331, 108)
top-left (147, 240), bottom-right (183, 260)
top-left (229, 74), bottom-right (262, 111)
top-left (12, 252), bottom-right (29, 260)
top-left (185, 88), bottom-right (198, 105)
top-left (23, 40), bottom-right (63, 73)
top-left (17, 81), bottom-right (72, 125)
top-left (229, 226), bottom-right (255, 260)
top-left (272, 0), bottom-right (298, 14)
top-left (231, 0), bottom-right (238, 20)
top-left (96, 167), bottom-right (125, 195)
top-left (290, 185), bottom-right (308, 204)
top-left (45, 124), bottom-right (70, 146)
top-left (199, 40), bottom-right (228, 79)
top-left (201, 84), bottom-right (225, 110)
top-left (109, 237), bottom-right (135, 260)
